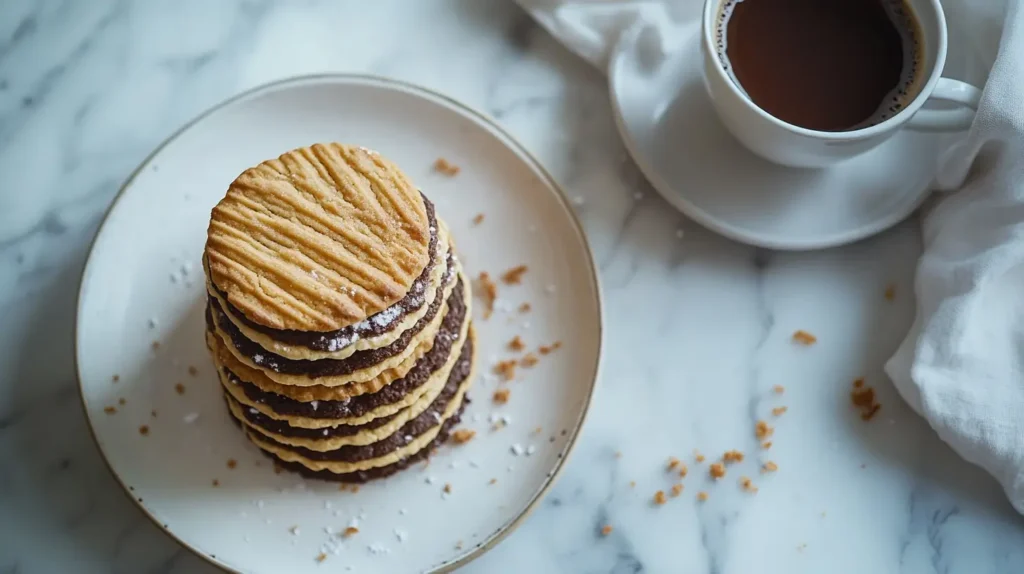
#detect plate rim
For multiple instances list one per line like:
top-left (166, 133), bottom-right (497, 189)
top-left (607, 24), bottom-right (930, 251)
top-left (73, 73), bottom-right (604, 574)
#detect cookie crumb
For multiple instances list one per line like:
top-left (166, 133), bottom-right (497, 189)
top-left (104, 406), bottom-right (117, 415)
top-left (697, 491), bottom-right (709, 501)
top-left (520, 353), bottom-right (538, 368)
top-left (118, 398), bottom-right (126, 406)
top-left (532, 426), bottom-right (543, 435)
top-left (212, 479), bottom-right (220, 487)
top-left (492, 388), bottom-right (511, 405)
top-left (491, 358), bottom-right (516, 380)
top-left (433, 157), bottom-right (460, 176)
top-left (629, 481), bottom-right (636, 488)
top-left (227, 459), bottom-right (237, 469)
top-left (851, 379), bottom-right (882, 421)
top-left (151, 341), bottom-right (160, 351)
top-left (138, 425), bottom-right (149, 436)
top-left (653, 490), bottom-right (667, 505)
top-left (452, 429), bottom-right (477, 444)
top-left (740, 476), bottom-right (758, 493)
top-left (694, 449), bottom-right (705, 463)
top-left (518, 302), bottom-right (531, 313)
top-left (489, 478), bottom-right (497, 485)
top-left (351, 486), bottom-right (360, 493)
top-left (772, 406), bottom-right (788, 416)
top-left (315, 552), bottom-right (327, 563)
top-left (723, 450), bottom-right (744, 463)
top-left (601, 525), bottom-right (613, 536)
top-left (709, 463), bottom-right (726, 479)
top-left (762, 461), bottom-right (778, 473)
top-left (773, 385), bottom-right (785, 394)
top-left (508, 336), bottom-right (526, 352)
top-left (762, 441), bottom-right (773, 449)
top-left (477, 272), bottom-right (497, 318)
top-left (443, 483), bottom-right (452, 494)
top-left (187, 365), bottom-right (198, 376)
top-left (494, 360), bottom-right (517, 381)
top-left (755, 420), bottom-right (774, 440)
top-left (792, 330), bottom-right (817, 345)
top-left (678, 463), bottom-right (688, 478)
top-left (501, 265), bottom-right (528, 285)
top-left (884, 283), bottom-right (896, 301)
top-left (175, 383), bottom-right (186, 395)
top-left (667, 457), bottom-right (681, 471)
top-left (343, 526), bottom-right (359, 537)
top-left (150, 409), bottom-right (158, 418)
top-left (112, 374), bottom-right (120, 383)
top-left (538, 341), bottom-right (562, 355)
top-left (671, 483), bottom-right (684, 497)
top-left (472, 213), bottom-right (485, 225)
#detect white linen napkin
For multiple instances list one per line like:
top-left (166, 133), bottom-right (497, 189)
top-left (516, 0), bottom-right (1024, 513)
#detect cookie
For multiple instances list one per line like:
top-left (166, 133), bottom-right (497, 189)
top-left (205, 143), bottom-right (431, 331)
top-left (206, 219), bottom-right (451, 361)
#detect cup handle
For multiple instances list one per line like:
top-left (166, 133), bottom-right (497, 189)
top-left (907, 78), bottom-right (982, 132)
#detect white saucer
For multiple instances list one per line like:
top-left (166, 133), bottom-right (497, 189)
top-left (75, 75), bottom-right (602, 574)
top-left (609, 24), bottom-right (956, 250)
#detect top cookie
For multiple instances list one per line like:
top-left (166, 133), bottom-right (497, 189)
top-left (205, 143), bottom-right (431, 332)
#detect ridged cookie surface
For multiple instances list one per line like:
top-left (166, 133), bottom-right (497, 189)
top-left (205, 143), bottom-right (431, 331)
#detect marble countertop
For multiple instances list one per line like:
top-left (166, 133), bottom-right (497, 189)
top-left (2, 1), bottom-right (1024, 572)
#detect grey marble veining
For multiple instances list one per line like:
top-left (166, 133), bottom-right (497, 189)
top-left (2, 1), bottom-right (1024, 573)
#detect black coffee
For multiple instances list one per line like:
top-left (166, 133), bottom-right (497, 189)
top-left (716, 0), bottom-right (924, 132)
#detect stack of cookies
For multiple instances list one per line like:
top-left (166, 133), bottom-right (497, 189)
top-left (202, 143), bottom-right (474, 482)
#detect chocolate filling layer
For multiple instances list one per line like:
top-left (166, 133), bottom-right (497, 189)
top-left (243, 365), bottom-right (470, 463)
top-left (209, 199), bottom-right (438, 352)
top-left (232, 336), bottom-right (473, 439)
top-left (246, 403), bottom-right (466, 483)
top-left (210, 260), bottom-right (459, 377)
top-left (227, 283), bottom-right (469, 419)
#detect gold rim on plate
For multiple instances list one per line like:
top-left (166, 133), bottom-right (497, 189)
top-left (73, 73), bottom-right (604, 573)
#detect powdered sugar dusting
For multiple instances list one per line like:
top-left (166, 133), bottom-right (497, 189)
top-left (369, 304), bottom-right (402, 329)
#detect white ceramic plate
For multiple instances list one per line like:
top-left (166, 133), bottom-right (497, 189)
top-left (609, 24), bottom-right (961, 250)
top-left (75, 75), bottom-right (602, 574)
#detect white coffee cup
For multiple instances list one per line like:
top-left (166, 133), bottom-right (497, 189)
top-left (700, 0), bottom-right (983, 168)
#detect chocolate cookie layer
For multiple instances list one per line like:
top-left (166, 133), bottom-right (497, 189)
top-left (241, 364), bottom-right (470, 463)
top-left (209, 199), bottom-right (439, 352)
top-left (228, 281), bottom-right (469, 419)
top-left (232, 336), bottom-right (473, 439)
top-left (245, 403), bottom-right (466, 483)
top-left (210, 255), bottom-right (458, 377)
